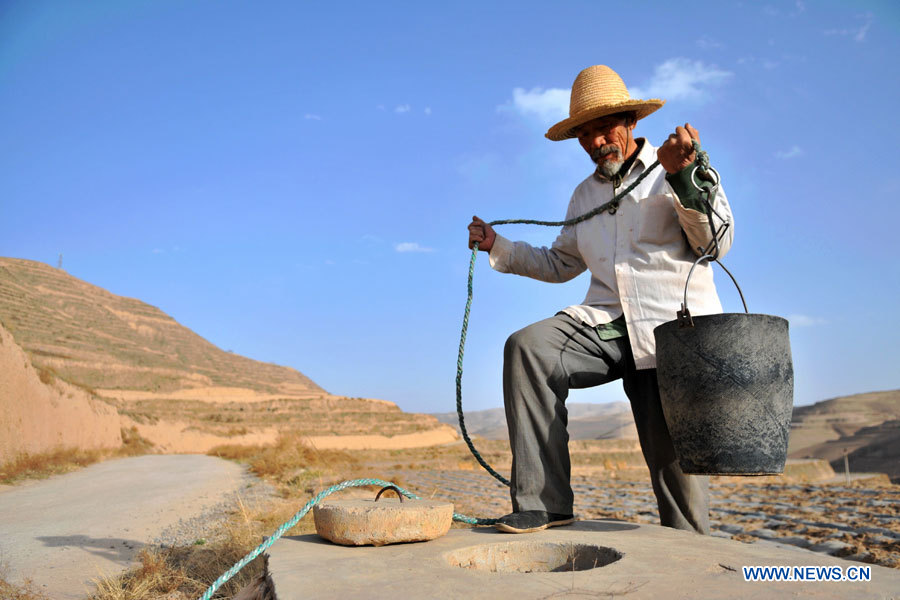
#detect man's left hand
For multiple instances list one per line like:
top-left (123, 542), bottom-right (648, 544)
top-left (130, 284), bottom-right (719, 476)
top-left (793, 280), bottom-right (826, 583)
top-left (658, 123), bottom-right (700, 174)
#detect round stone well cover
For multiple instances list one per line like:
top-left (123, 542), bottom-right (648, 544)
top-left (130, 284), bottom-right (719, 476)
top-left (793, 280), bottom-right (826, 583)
top-left (313, 497), bottom-right (454, 546)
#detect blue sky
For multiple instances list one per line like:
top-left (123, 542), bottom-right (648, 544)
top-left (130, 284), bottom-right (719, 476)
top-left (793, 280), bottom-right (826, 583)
top-left (2, 0), bottom-right (898, 413)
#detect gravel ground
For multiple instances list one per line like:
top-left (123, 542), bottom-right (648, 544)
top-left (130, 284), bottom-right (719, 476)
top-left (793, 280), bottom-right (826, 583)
top-left (151, 475), bottom-right (278, 549)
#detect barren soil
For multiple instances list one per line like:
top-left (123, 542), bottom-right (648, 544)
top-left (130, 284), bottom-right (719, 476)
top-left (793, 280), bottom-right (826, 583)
top-left (392, 467), bottom-right (900, 569)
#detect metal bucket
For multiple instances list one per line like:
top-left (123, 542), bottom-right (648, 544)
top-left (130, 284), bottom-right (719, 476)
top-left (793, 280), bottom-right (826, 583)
top-left (653, 258), bottom-right (793, 475)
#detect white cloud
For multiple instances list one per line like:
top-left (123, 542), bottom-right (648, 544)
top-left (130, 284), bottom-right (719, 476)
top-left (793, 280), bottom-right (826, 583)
top-left (424, 107), bottom-right (432, 116)
top-left (504, 87), bottom-right (570, 122)
top-left (775, 145), bottom-right (803, 159)
top-left (788, 314), bottom-right (827, 327)
top-left (304, 113), bottom-right (322, 121)
top-left (629, 58), bottom-right (733, 102)
top-left (360, 234), bottom-right (383, 244)
top-left (152, 248), bottom-right (164, 254)
top-left (394, 242), bottom-right (434, 253)
top-left (824, 12), bottom-right (873, 42)
top-left (395, 104), bottom-right (411, 114)
top-left (501, 58), bottom-right (732, 128)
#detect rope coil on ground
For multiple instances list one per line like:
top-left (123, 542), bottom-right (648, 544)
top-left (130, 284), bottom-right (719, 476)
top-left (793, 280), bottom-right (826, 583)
top-left (198, 478), bottom-right (497, 600)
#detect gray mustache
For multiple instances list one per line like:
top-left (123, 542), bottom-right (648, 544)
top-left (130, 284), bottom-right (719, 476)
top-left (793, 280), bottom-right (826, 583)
top-left (590, 145), bottom-right (622, 162)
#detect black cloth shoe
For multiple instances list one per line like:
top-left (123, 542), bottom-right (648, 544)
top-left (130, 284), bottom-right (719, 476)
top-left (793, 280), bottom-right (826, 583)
top-left (495, 510), bottom-right (575, 533)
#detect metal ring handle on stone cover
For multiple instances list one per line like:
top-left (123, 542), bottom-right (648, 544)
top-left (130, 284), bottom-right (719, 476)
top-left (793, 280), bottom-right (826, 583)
top-left (374, 485), bottom-right (404, 502)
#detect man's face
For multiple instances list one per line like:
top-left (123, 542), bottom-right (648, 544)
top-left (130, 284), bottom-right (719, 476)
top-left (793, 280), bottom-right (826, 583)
top-left (574, 114), bottom-right (637, 178)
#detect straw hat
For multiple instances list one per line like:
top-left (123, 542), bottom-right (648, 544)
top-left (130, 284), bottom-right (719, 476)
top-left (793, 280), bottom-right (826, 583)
top-left (545, 65), bottom-right (665, 141)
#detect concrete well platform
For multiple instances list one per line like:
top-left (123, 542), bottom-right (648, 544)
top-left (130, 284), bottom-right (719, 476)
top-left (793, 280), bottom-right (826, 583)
top-left (265, 520), bottom-right (899, 599)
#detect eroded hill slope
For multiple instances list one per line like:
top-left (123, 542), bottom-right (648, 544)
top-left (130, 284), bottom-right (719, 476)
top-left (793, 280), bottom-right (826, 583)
top-left (0, 257), bottom-right (324, 395)
top-left (0, 322), bottom-right (120, 460)
top-left (0, 257), bottom-right (456, 452)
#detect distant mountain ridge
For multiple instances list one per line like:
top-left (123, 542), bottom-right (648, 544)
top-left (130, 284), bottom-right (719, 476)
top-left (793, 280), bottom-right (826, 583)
top-left (433, 401), bottom-right (637, 440)
top-left (440, 391), bottom-right (900, 482)
top-left (787, 390), bottom-right (900, 482)
top-left (0, 257), bottom-right (324, 395)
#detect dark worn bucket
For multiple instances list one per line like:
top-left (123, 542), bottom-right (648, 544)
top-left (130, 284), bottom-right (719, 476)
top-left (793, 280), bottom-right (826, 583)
top-left (653, 259), bottom-right (794, 475)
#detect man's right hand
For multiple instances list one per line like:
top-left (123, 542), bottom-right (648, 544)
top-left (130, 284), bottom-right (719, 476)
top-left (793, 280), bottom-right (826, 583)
top-left (468, 216), bottom-right (496, 251)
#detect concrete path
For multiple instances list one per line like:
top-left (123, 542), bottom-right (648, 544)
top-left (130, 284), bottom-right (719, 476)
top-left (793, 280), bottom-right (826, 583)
top-left (0, 454), bottom-right (253, 600)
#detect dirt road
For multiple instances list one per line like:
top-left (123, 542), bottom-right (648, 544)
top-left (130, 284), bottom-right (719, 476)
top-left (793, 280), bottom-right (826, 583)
top-left (0, 454), bottom-right (265, 600)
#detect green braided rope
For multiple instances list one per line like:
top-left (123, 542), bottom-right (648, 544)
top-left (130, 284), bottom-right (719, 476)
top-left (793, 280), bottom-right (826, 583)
top-left (455, 248), bottom-right (512, 486)
top-left (489, 158), bottom-right (660, 228)
top-left (694, 141), bottom-right (710, 172)
top-left (198, 478), bottom-right (497, 600)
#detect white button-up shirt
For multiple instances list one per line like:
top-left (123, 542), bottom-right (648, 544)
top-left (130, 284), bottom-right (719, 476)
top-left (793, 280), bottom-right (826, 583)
top-left (488, 138), bottom-right (734, 370)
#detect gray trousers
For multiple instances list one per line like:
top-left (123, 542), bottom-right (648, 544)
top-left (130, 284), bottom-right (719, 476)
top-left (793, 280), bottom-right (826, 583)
top-left (503, 312), bottom-right (709, 534)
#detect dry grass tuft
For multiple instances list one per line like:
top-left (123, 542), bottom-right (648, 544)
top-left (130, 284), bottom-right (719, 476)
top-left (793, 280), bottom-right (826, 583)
top-left (209, 433), bottom-right (360, 493)
top-left (119, 426), bottom-right (156, 456)
top-left (91, 548), bottom-right (190, 600)
top-left (90, 544), bottom-right (265, 600)
top-left (90, 494), bottom-right (305, 600)
top-left (0, 428), bottom-right (157, 484)
top-left (36, 365), bottom-right (56, 386)
top-left (0, 576), bottom-right (51, 600)
top-left (0, 447), bottom-right (107, 484)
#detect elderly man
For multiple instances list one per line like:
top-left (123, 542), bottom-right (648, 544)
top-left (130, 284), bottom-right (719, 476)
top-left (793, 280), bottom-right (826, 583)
top-left (467, 65), bottom-right (733, 534)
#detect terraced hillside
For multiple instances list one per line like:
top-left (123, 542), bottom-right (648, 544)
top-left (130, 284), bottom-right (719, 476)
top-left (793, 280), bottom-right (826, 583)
top-left (117, 396), bottom-right (444, 438)
top-left (0, 257), bottom-right (456, 449)
top-left (0, 257), bottom-right (324, 395)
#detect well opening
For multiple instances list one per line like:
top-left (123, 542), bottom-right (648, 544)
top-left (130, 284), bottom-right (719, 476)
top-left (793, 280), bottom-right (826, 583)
top-left (444, 542), bottom-right (621, 573)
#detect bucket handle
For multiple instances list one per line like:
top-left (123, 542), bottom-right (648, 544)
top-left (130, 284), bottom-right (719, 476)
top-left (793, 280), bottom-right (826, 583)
top-left (678, 254), bottom-right (749, 328)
